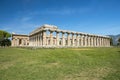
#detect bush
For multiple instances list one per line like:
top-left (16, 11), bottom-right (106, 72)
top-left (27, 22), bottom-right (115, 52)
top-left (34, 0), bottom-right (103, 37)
top-left (0, 39), bottom-right (11, 47)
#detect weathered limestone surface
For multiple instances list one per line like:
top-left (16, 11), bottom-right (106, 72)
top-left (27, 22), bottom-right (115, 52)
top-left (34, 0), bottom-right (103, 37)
top-left (31, 24), bottom-right (110, 47)
top-left (12, 34), bottom-right (29, 46)
top-left (12, 24), bottom-right (110, 47)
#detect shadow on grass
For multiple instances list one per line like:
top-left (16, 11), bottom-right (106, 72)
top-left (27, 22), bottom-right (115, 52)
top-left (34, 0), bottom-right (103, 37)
top-left (117, 51), bottom-right (120, 53)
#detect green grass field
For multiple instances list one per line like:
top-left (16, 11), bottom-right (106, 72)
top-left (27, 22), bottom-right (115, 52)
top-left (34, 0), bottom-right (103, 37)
top-left (0, 47), bottom-right (120, 80)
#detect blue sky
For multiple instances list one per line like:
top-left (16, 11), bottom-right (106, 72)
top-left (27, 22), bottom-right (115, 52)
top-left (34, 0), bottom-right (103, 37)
top-left (0, 0), bottom-right (120, 35)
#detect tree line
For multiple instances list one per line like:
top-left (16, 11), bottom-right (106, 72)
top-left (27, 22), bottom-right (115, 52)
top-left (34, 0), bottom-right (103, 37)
top-left (0, 30), bottom-right (11, 47)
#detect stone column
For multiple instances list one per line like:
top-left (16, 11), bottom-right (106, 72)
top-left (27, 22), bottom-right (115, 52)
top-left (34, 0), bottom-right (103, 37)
top-left (80, 34), bottom-right (83, 47)
top-left (36, 34), bottom-right (38, 46)
top-left (37, 34), bottom-right (39, 46)
top-left (90, 36), bottom-right (93, 47)
top-left (32, 36), bottom-right (33, 46)
top-left (40, 32), bottom-right (42, 46)
top-left (34, 35), bottom-right (36, 46)
top-left (72, 33), bottom-right (74, 46)
top-left (101, 37), bottom-right (103, 47)
top-left (17, 39), bottom-right (19, 46)
top-left (56, 31), bottom-right (59, 46)
top-left (62, 32), bottom-right (65, 46)
top-left (76, 33), bottom-right (79, 47)
top-left (103, 38), bottom-right (105, 47)
top-left (67, 32), bottom-right (70, 46)
top-left (31, 36), bottom-right (32, 46)
top-left (94, 36), bottom-right (96, 47)
top-left (50, 30), bottom-right (53, 46)
top-left (34, 36), bottom-right (35, 46)
top-left (96, 36), bottom-right (99, 47)
top-left (98, 37), bottom-right (100, 47)
top-left (87, 35), bottom-right (90, 47)
top-left (43, 30), bottom-right (46, 46)
top-left (99, 37), bottom-right (101, 47)
top-left (84, 35), bottom-right (87, 47)
top-left (105, 38), bottom-right (107, 47)
top-left (33, 35), bottom-right (35, 46)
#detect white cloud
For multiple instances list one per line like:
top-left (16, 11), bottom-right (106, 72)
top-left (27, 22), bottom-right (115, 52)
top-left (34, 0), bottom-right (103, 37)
top-left (21, 17), bottom-right (31, 22)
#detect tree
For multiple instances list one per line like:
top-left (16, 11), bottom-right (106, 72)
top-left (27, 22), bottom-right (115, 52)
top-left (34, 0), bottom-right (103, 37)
top-left (0, 30), bottom-right (11, 47)
top-left (110, 38), bottom-right (113, 46)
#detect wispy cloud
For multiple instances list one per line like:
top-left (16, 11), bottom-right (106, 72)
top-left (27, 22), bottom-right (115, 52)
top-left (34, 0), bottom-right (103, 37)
top-left (21, 17), bottom-right (31, 22)
top-left (28, 7), bottom-right (92, 16)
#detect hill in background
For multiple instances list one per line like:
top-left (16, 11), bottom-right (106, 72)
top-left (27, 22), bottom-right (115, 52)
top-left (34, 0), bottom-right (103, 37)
top-left (108, 34), bottom-right (120, 45)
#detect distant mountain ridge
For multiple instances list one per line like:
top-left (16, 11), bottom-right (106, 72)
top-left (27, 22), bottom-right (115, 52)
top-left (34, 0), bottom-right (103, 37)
top-left (108, 34), bottom-right (120, 45)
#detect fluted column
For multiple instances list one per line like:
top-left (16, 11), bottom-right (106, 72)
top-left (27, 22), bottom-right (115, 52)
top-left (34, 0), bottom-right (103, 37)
top-left (17, 38), bottom-right (19, 46)
top-left (76, 34), bottom-right (79, 47)
top-left (62, 32), bottom-right (65, 46)
top-left (40, 32), bottom-right (42, 46)
top-left (50, 31), bottom-right (53, 46)
top-left (84, 35), bottom-right (87, 47)
top-left (37, 35), bottom-right (39, 46)
top-left (99, 37), bottom-right (101, 47)
top-left (105, 38), bottom-right (107, 47)
top-left (43, 30), bottom-right (46, 46)
top-left (98, 37), bottom-right (100, 47)
top-left (72, 33), bottom-right (74, 46)
top-left (87, 35), bottom-right (90, 47)
top-left (101, 37), bottom-right (103, 47)
top-left (37, 34), bottom-right (38, 46)
top-left (96, 37), bottom-right (98, 47)
top-left (67, 33), bottom-right (70, 46)
top-left (34, 36), bottom-right (35, 46)
top-left (36, 35), bottom-right (37, 46)
top-left (103, 38), bottom-right (105, 47)
top-left (94, 36), bottom-right (96, 47)
top-left (56, 32), bottom-right (59, 46)
top-left (80, 34), bottom-right (83, 47)
top-left (38, 33), bottom-right (40, 46)
top-left (91, 36), bottom-right (94, 47)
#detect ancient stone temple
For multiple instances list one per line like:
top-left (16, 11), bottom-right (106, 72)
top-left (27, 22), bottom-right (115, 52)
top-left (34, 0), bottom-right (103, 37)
top-left (12, 34), bottom-right (29, 46)
top-left (29, 24), bottom-right (110, 47)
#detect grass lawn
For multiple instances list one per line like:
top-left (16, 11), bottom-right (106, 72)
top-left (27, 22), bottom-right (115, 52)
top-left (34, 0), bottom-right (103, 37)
top-left (0, 47), bottom-right (120, 80)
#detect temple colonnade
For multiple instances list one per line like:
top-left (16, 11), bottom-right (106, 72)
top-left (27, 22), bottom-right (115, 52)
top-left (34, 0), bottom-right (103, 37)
top-left (29, 24), bottom-right (110, 47)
